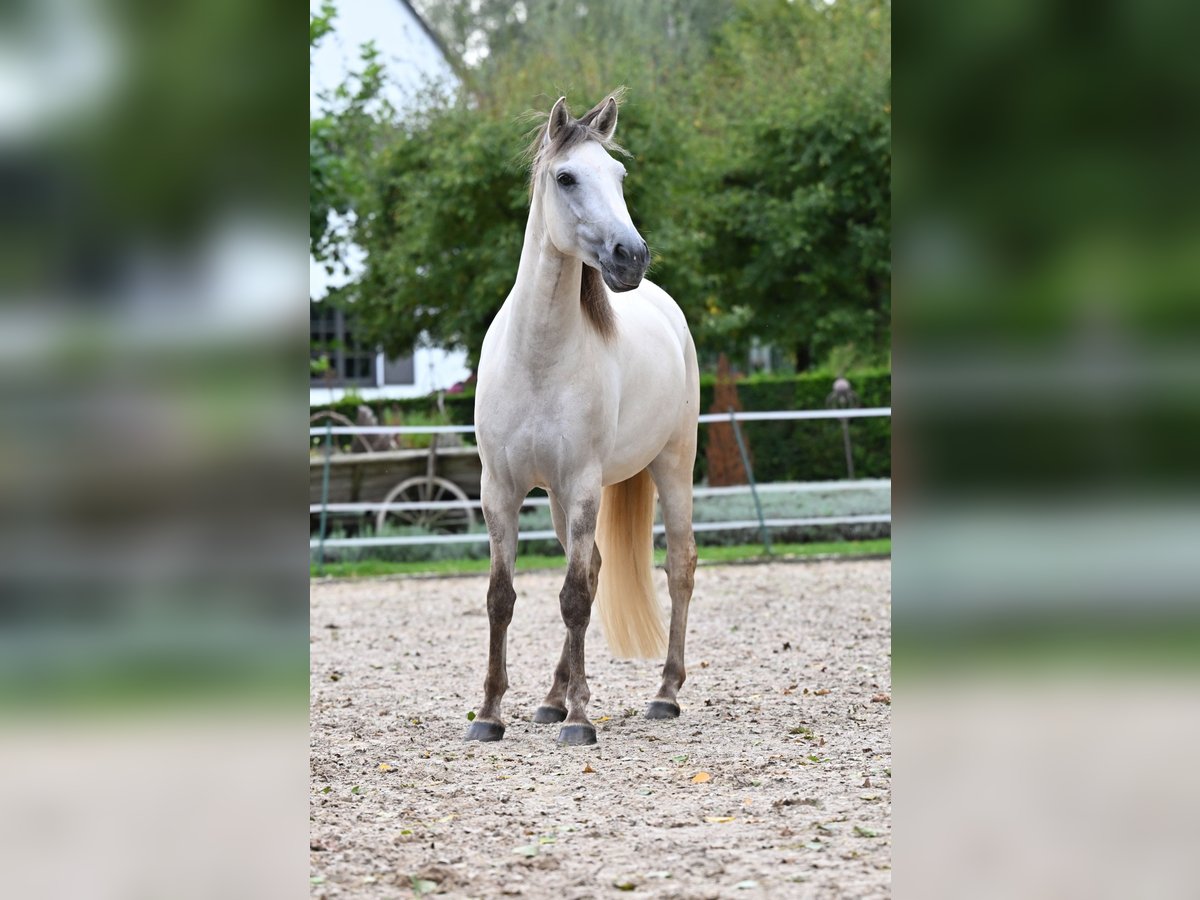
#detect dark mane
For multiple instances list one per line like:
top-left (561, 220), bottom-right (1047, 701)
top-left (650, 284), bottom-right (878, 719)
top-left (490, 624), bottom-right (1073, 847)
top-left (581, 264), bottom-right (616, 341)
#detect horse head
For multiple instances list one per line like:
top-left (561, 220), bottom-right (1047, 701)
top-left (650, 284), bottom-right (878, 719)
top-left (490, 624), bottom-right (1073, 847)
top-left (532, 94), bottom-right (649, 292)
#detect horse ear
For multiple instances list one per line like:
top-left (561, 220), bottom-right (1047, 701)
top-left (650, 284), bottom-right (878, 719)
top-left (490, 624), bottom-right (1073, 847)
top-left (545, 96), bottom-right (570, 145)
top-left (591, 96), bottom-right (618, 141)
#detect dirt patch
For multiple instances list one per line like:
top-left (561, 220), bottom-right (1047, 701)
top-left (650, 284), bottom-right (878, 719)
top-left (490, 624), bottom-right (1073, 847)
top-left (311, 560), bottom-right (891, 899)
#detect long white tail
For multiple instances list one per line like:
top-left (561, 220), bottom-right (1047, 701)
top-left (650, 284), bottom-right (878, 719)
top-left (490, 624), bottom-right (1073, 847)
top-left (594, 469), bottom-right (667, 658)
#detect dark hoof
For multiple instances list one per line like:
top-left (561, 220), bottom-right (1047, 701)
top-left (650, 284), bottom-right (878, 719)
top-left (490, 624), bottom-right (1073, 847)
top-left (464, 720), bottom-right (505, 742)
top-left (532, 705), bottom-right (568, 724)
top-left (645, 700), bottom-right (681, 720)
top-left (556, 723), bottom-right (598, 746)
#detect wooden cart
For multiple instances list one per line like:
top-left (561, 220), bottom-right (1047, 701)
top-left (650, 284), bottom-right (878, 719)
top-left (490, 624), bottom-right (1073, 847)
top-left (309, 437), bottom-right (482, 534)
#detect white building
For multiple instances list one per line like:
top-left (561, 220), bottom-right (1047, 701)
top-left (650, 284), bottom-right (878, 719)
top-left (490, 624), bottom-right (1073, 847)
top-left (310, 0), bottom-right (472, 404)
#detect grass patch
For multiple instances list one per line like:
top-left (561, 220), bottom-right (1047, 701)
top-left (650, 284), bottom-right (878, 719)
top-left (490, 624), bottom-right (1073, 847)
top-left (311, 538), bottom-right (889, 580)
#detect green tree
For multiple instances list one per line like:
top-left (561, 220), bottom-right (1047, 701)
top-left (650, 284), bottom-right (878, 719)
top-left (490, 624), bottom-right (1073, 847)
top-left (700, 0), bottom-right (891, 368)
top-left (335, 107), bottom-right (531, 363)
top-left (312, 0), bottom-right (890, 371)
top-left (310, 2), bottom-right (396, 283)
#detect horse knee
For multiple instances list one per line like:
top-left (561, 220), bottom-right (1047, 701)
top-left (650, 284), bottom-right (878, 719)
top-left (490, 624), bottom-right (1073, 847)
top-left (559, 566), bottom-right (591, 630)
top-left (487, 568), bottom-right (516, 625)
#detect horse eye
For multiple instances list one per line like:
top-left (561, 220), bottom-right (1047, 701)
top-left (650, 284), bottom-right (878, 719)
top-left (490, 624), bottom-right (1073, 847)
top-left (556, 172), bottom-right (576, 187)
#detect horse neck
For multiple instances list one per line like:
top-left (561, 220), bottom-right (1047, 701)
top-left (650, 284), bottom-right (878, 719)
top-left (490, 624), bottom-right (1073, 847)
top-left (506, 192), bottom-right (590, 364)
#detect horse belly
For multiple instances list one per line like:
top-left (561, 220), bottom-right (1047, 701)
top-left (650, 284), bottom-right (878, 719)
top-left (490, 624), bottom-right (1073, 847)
top-left (603, 362), bottom-right (687, 485)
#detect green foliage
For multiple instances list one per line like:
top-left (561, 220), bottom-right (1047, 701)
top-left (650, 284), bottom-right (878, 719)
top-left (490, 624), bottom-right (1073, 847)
top-left (311, 0), bottom-right (890, 369)
top-left (687, 482), bottom-right (889, 546)
top-left (310, 1), bottom-right (336, 47)
top-left (700, 0), bottom-right (891, 367)
top-left (321, 522), bottom-right (490, 565)
top-left (336, 108), bottom-right (531, 360)
top-left (696, 368), bottom-right (892, 484)
top-left (383, 407), bottom-right (472, 449)
top-left (310, 11), bottom-right (396, 280)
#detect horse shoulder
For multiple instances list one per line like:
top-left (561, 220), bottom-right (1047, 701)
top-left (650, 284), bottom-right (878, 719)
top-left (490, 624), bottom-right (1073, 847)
top-left (611, 279), bottom-right (693, 356)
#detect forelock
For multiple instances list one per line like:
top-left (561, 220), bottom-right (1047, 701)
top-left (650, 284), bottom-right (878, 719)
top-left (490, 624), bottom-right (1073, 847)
top-left (526, 110), bottom-right (625, 189)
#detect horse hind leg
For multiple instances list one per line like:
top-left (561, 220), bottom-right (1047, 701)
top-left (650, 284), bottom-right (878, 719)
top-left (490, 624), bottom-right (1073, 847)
top-left (647, 455), bottom-right (698, 719)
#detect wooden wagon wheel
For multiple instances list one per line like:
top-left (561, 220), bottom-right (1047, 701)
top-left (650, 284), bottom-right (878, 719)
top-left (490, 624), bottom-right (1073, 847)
top-left (375, 476), bottom-right (477, 533)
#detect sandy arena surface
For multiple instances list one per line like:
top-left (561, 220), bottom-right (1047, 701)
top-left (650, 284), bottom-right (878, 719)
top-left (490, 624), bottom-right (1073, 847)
top-left (310, 560), bottom-right (891, 899)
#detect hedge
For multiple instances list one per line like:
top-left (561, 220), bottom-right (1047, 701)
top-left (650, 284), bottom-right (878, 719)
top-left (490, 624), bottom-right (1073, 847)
top-left (312, 368), bottom-right (891, 484)
top-left (698, 368), bottom-right (891, 483)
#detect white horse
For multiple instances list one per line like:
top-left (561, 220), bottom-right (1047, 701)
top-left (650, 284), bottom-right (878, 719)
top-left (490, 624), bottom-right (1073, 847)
top-left (466, 93), bottom-right (699, 747)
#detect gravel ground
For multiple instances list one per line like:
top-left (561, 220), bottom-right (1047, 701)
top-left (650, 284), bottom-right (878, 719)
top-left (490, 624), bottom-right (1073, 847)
top-left (310, 559), bottom-right (891, 899)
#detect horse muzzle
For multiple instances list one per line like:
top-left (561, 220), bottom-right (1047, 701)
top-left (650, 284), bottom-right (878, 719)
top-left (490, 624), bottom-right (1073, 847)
top-left (600, 237), bottom-right (650, 292)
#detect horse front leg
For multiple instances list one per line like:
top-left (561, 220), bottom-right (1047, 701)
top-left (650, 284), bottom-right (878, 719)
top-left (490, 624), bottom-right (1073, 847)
top-left (555, 486), bottom-right (603, 746)
top-left (533, 493), bottom-right (601, 725)
top-left (465, 478), bottom-right (522, 742)
top-left (648, 455), bottom-right (698, 719)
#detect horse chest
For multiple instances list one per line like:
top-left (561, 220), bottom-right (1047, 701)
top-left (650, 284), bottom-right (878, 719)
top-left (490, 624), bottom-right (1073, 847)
top-left (480, 387), bottom-right (612, 468)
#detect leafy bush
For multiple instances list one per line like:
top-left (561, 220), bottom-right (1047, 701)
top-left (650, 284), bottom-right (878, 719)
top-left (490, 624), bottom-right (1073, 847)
top-left (317, 522), bottom-right (490, 565)
top-left (684, 483), bottom-right (890, 547)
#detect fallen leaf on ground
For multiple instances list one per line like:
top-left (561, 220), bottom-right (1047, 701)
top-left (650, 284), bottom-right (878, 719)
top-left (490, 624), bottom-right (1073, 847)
top-left (854, 825), bottom-right (880, 837)
top-left (613, 880), bottom-right (637, 891)
top-left (871, 693), bottom-right (891, 704)
top-left (704, 816), bottom-right (735, 824)
top-left (813, 688), bottom-right (831, 696)
top-left (582, 763), bottom-right (595, 774)
top-left (411, 878), bottom-right (438, 896)
top-left (378, 763), bottom-right (395, 772)
top-left (596, 716), bottom-right (611, 722)
top-left (691, 772), bottom-right (711, 784)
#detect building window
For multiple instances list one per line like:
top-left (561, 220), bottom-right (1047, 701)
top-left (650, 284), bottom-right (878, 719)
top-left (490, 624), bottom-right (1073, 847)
top-left (383, 354), bottom-right (415, 386)
top-left (310, 303), bottom-right (375, 387)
